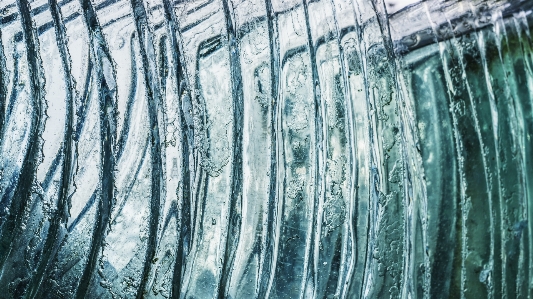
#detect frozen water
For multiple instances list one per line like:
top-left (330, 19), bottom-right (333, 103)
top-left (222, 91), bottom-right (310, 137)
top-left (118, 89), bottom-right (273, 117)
top-left (0, 0), bottom-right (532, 298)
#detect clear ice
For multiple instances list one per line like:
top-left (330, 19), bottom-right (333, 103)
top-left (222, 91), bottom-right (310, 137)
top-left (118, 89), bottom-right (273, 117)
top-left (0, 0), bottom-right (532, 298)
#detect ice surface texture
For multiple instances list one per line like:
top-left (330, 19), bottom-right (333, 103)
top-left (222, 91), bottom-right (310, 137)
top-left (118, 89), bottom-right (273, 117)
top-left (0, 0), bottom-right (532, 298)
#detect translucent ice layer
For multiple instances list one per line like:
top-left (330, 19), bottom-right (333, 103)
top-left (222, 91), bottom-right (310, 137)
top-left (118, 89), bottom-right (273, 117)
top-left (0, 0), bottom-right (532, 298)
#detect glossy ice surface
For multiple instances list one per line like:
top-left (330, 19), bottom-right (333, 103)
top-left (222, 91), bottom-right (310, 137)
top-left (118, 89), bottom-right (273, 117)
top-left (0, 0), bottom-right (532, 298)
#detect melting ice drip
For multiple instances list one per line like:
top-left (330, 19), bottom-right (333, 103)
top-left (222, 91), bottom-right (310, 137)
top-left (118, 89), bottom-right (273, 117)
top-left (0, 0), bottom-right (531, 298)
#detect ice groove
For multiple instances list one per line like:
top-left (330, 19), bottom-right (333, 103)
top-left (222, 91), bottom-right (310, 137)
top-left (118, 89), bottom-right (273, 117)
top-left (24, 0), bottom-right (77, 296)
top-left (75, 0), bottom-right (117, 297)
top-left (0, 0), bottom-right (46, 274)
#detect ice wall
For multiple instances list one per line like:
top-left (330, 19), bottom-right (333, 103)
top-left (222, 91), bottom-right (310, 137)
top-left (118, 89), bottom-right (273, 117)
top-left (0, 0), bottom-right (531, 298)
